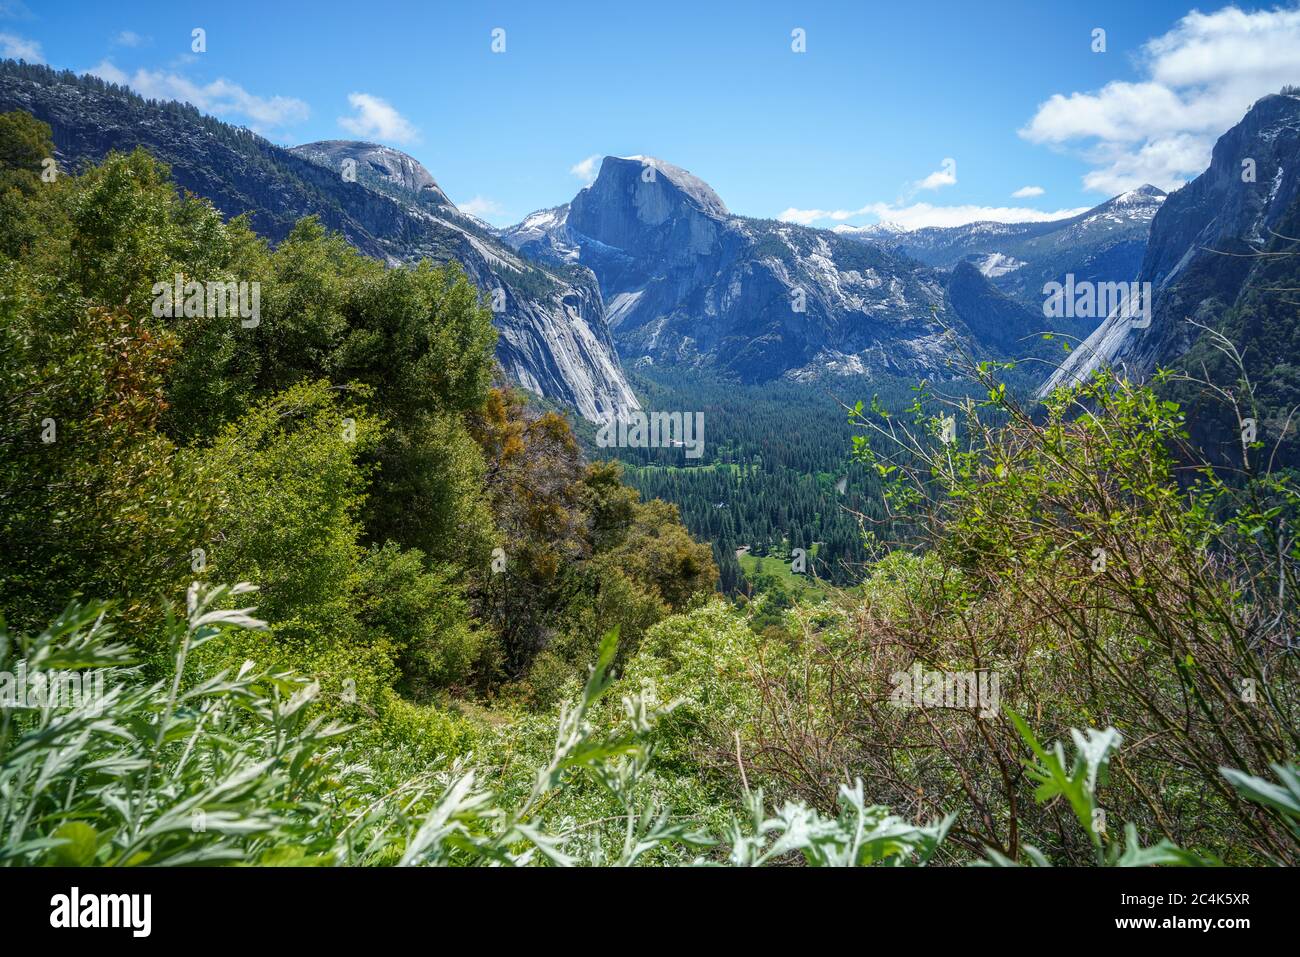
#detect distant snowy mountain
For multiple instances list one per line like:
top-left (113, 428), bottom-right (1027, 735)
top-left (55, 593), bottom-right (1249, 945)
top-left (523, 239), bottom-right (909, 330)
top-left (504, 156), bottom-right (964, 383)
top-left (503, 156), bottom-right (1158, 383)
top-left (837, 187), bottom-right (1166, 315)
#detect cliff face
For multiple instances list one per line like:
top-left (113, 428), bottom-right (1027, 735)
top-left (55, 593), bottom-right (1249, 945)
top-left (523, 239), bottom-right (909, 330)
top-left (285, 140), bottom-right (638, 421)
top-left (943, 260), bottom-right (1049, 356)
top-left (291, 140), bottom-right (455, 209)
top-left (1041, 93), bottom-right (1300, 395)
top-left (506, 156), bottom-right (958, 383)
top-left (0, 62), bottom-right (637, 421)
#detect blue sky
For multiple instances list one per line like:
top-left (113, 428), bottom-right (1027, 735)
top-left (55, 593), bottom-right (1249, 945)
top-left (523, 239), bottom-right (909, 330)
top-left (3, 1), bottom-right (1298, 227)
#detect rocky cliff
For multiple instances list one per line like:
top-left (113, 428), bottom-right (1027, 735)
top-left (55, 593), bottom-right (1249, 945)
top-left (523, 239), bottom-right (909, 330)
top-left (0, 61), bottom-right (637, 421)
top-left (505, 156), bottom-right (958, 383)
top-left (1040, 92), bottom-right (1300, 396)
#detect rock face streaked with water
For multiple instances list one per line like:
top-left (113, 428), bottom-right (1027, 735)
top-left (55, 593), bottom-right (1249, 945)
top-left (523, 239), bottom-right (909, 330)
top-left (0, 63), bottom-right (638, 422)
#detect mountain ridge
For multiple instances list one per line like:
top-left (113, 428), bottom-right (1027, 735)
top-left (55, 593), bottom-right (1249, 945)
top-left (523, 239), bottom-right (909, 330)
top-left (504, 154), bottom-right (963, 383)
top-left (0, 60), bottom-right (638, 422)
top-left (504, 154), bottom-right (1159, 383)
top-left (836, 185), bottom-right (1165, 314)
top-left (1041, 91), bottom-right (1300, 396)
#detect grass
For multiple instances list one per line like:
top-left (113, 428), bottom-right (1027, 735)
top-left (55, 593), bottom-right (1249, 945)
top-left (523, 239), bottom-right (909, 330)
top-left (738, 552), bottom-right (829, 601)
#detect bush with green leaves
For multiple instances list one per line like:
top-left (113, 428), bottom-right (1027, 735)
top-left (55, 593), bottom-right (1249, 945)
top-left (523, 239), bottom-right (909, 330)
top-left (1, 586), bottom-right (959, 867)
top-left (829, 355), bottom-right (1300, 864)
top-left (0, 583), bottom-right (350, 866)
top-left (357, 543), bottom-right (482, 696)
top-left (8, 580), bottom-right (1294, 867)
top-left (981, 713), bottom-right (1300, 867)
top-left (981, 714), bottom-right (1210, 866)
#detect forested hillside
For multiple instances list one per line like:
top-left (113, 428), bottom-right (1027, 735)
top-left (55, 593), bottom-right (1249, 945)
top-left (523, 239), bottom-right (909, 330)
top-left (0, 110), bottom-right (715, 706)
top-left (575, 367), bottom-right (912, 591)
top-left (0, 60), bottom-right (639, 421)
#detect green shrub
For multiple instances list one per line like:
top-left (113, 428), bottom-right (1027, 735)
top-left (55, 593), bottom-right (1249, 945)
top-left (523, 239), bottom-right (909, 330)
top-left (358, 543), bottom-right (481, 695)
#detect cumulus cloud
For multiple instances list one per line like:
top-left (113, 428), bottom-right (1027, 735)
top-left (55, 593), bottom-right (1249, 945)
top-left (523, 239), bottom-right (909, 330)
top-left (776, 156), bottom-right (1074, 230)
top-left (915, 158), bottom-right (957, 190)
top-left (113, 31), bottom-right (147, 48)
top-left (780, 201), bottom-right (1089, 231)
top-left (87, 61), bottom-right (308, 131)
top-left (338, 92), bottom-right (419, 145)
top-left (570, 154), bottom-right (603, 184)
top-left (1012, 185), bottom-right (1045, 198)
top-left (0, 31), bottom-right (41, 62)
top-left (458, 196), bottom-right (506, 220)
top-left (1020, 5), bottom-right (1300, 193)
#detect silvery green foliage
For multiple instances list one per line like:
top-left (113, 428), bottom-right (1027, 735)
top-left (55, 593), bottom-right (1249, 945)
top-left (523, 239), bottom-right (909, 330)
top-left (1220, 763), bottom-right (1300, 851)
top-left (17, 586), bottom-right (1278, 868)
top-left (981, 714), bottom-right (1211, 867)
top-left (375, 630), bottom-right (956, 867)
top-left (724, 782), bottom-right (954, 867)
top-left (378, 631), bottom-right (713, 866)
top-left (0, 593), bottom-right (972, 867)
top-left (0, 583), bottom-right (349, 866)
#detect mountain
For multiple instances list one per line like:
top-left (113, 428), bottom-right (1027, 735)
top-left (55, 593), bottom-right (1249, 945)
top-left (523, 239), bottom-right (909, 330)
top-left (504, 156), bottom-right (960, 383)
top-left (942, 260), bottom-right (1053, 355)
top-left (291, 139), bottom-right (455, 209)
top-left (838, 186), bottom-right (1165, 314)
top-left (285, 140), bottom-right (637, 420)
top-left (0, 60), bottom-right (637, 421)
top-left (1040, 91), bottom-right (1300, 397)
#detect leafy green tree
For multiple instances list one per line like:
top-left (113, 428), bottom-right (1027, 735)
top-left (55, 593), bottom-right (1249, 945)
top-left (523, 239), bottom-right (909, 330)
top-left (0, 110), bottom-right (53, 257)
top-left (358, 542), bottom-right (482, 695)
top-left (0, 240), bottom-right (212, 635)
top-left (192, 380), bottom-right (399, 709)
top-left (604, 498), bottom-right (718, 610)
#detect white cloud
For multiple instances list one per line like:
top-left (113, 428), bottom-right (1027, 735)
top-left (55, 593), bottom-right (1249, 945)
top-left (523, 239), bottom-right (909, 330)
top-left (113, 31), bottom-right (147, 48)
top-left (1021, 5), bottom-right (1300, 193)
top-left (338, 92), bottom-right (418, 145)
top-left (1012, 185), bottom-right (1045, 198)
top-left (0, 1), bottom-right (34, 19)
top-left (0, 31), bottom-right (42, 62)
top-left (776, 205), bottom-right (866, 226)
top-left (458, 196), bottom-right (506, 220)
top-left (86, 61), bottom-right (309, 131)
top-left (1080, 133), bottom-right (1210, 195)
top-left (570, 154), bottom-right (602, 184)
top-left (780, 201), bottom-right (1089, 231)
top-left (87, 60), bottom-right (129, 84)
top-left (915, 157), bottom-right (957, 190)
top-left (779, 156), bottom-right (1064, 230)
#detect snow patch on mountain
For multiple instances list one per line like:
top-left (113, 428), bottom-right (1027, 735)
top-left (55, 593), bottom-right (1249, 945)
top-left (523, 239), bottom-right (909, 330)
top-left (974, 252), bottom-right (1026, 278)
